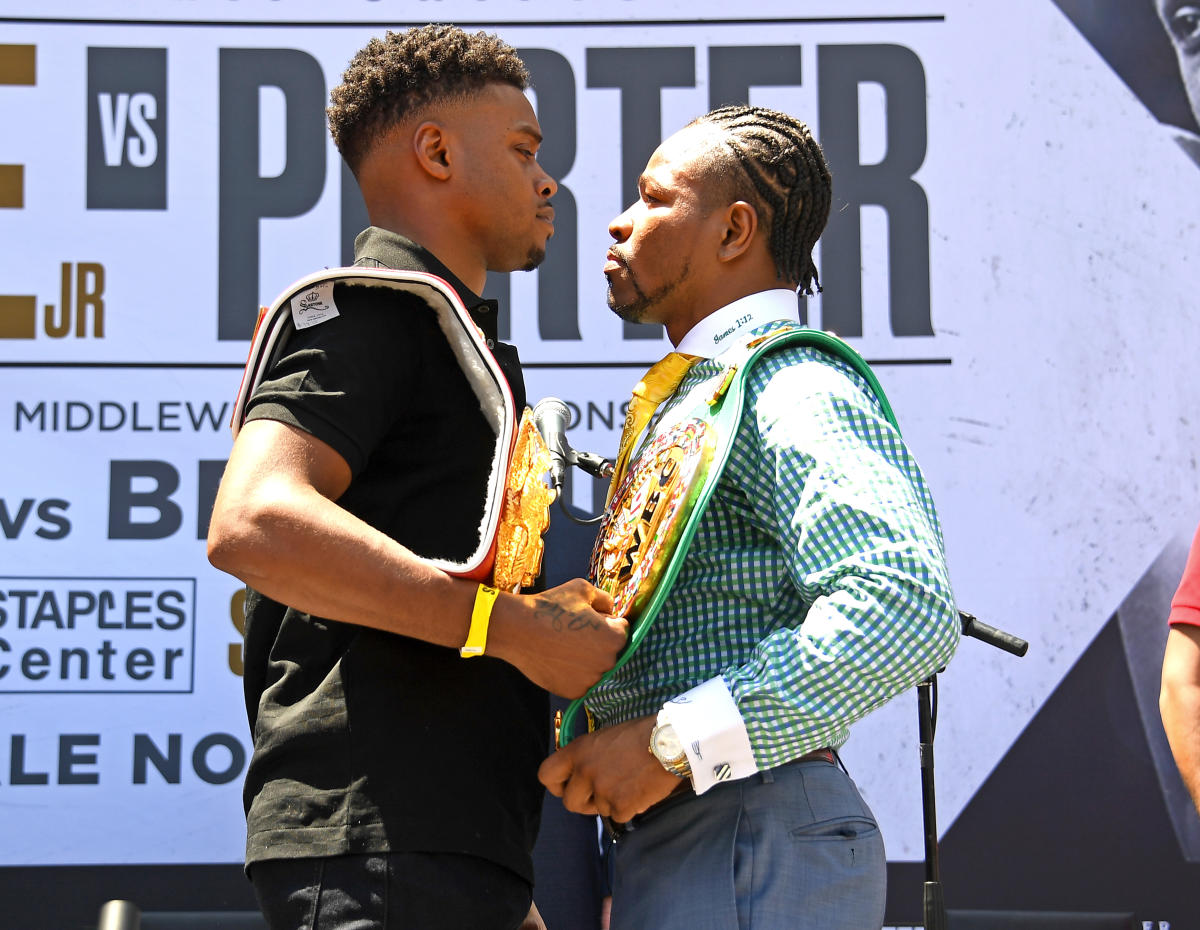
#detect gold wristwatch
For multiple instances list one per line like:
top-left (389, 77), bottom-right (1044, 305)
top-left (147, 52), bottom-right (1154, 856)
top-left (649, 712), bottom-right (692, 778)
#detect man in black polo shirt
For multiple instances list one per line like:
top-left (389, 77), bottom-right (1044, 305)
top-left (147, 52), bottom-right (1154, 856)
top-left (207, 26), bottom-right (628, 930)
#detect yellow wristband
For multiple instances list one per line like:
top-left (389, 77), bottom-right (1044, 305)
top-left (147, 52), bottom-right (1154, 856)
top-left (461, 584), bottom-right (498, 657)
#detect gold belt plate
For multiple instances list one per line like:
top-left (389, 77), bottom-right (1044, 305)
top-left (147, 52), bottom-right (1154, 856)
top-left (492, 408), bottom-right (556, 592)
top-left (589, 418), bottom-right (715, 620)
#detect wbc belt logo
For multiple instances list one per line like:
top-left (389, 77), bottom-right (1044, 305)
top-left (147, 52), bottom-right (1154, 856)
top-left (590, 418), bottom-right (715, 622)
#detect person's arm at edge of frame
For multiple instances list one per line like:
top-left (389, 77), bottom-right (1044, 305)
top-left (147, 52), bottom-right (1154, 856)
top-left (206, 417), bottom-right (628, 700)
top-left (1161, 624), bottom-right (1200, 815)
top-left (1159, 522), bottom-right (1200, 815)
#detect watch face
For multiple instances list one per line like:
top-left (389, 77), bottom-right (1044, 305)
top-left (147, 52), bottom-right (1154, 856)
top-left (652, 724), bottom-right (683, 760)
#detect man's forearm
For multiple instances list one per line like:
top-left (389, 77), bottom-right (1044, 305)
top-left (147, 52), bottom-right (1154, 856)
top-left (208, 466), bottom-right (626, 698)
top-left (721, 568), bottom-right (959, 770)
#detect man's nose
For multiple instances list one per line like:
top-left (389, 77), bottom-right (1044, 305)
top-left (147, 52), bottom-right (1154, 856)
top-left (538, 170), bottom-right (558, 200)
top-left (608, 205), bottom-right (634, 241)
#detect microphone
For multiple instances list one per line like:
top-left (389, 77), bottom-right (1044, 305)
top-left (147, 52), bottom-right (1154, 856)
top-left (532, 397), bottom-right (573, 489)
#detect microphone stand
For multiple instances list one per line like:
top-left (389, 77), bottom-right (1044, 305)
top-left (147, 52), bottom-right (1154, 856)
top-left (920, 611), bottom-right (1028, 930)
top-left (552, 448), bottom-right (614, 526)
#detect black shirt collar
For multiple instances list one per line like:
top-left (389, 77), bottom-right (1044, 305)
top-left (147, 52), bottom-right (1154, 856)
top-left (352, 226), bottom-right (499, 341)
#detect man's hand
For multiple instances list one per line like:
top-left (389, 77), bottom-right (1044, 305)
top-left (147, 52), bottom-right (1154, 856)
top-left (489, 579), bottom-right (628, 698)
top-left (519, 900), bottom-right (547, 930)
top-left (538, 714), bottom-right (684, 822)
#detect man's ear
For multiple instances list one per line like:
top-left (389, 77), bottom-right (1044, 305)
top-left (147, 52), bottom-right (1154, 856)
top-left (412, 121), bottom-right (453, 180)
top-left (717, 201), bottom-right (759, 263)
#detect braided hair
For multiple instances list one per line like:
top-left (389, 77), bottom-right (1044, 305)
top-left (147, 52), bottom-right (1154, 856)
top-left (328, 24), bottom-right (529, 172)
top-left (689, 105), bottom-right (832, 295)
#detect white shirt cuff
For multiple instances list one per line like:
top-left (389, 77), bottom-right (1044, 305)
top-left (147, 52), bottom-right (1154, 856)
top-left (661, 676), bottom-right (756, 795)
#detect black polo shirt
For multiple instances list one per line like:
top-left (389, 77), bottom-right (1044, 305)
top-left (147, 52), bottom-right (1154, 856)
top-left (240, 227), bottom-right (548, 882)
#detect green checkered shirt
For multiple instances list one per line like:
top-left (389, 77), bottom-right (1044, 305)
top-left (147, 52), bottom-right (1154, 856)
top-left (588, 324), bottom-right (960, 770)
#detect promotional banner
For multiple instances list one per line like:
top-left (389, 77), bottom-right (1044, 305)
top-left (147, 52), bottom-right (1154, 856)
top-left (1, 0), bottom-right (1198, 925)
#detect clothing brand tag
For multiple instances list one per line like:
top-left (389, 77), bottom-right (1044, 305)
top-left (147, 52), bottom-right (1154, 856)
top-left (290, 280), bottom-right (340, 330)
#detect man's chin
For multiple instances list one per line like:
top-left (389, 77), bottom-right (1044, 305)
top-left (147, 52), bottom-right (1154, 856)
top-left (606, 293), bottom-right (647, 325)
top-left (519, 246), bottom-right (547, 273)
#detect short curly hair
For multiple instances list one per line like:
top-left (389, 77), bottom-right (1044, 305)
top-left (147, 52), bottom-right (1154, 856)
top-left (328, 24), bottom-right (529, 172)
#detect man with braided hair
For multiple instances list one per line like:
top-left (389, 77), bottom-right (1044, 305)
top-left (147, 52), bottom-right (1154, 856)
top-left (208, 24), bottom-right (627, 930)
top-left (540, 105), bottom-right (959, 929)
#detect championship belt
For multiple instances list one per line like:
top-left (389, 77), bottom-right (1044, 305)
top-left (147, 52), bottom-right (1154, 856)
top-left (230, 268), bottom-right (554, 592)
top-left (557, 324), bottom-right (899, 746)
